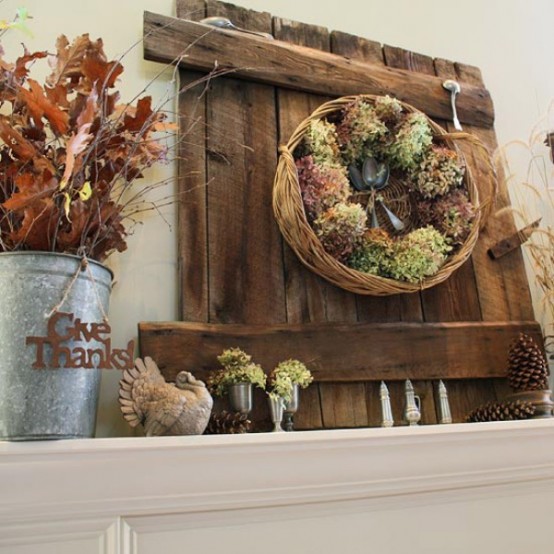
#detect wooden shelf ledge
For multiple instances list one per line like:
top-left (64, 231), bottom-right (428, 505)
top-left (139, 320), bottom-right (542, 382)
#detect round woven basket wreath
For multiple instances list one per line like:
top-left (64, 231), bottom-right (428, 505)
top-left (273, 94), bottom-right (496, 296)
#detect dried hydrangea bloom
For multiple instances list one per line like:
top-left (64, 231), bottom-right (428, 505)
top-left (296, 155), bottom-right (351, 221)
top-left (417, 189), bottom-right (475, 245)
top-left (374, 95), bottom-right (403, 124)
top-left (314, 202), bottom-right (367, 262)
top-left (304, 119), bottom-right (341, 166)
top-left (410, 145), bottom-right (465, 198)
top-left (348, 228), bottom-right (394, 275)
top-left (387, 112), bottom-right (433, 171)
top-left (336, 99), bottom-right (388, 165)
top-left (386, 226), bottom-right (451, 283)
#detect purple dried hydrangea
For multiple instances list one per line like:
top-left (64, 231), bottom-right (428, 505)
top-left (296, 156), bottom-right (351, 221)
top-left (417, 189), bottom-right (476, 246)
top-left (314, 202), bottom-right (367, 262)
top-left (410, 145), bottom-right (465, 198)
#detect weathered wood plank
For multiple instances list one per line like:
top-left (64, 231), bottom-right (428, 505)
top-left (138, 320), bottom-right (543, 382)
top-left (273, 16), bottom-right (331, 430)
top-left (175, 0), bottom-right (208, 322)
top-left (178, 71), bottom-right (209, 322)
top-left (450, 61), bottom-right (534, 322)
top-left (331, 31), bottom-right (383, 62)
top-left (176, 0), bottom-right (206, 19)
top-left (206, 77), bottom-right (286, 324)
top-left (143, 11), bottom-right (494, 128)
top-left (320, 385), bottom-right (369, 428)
top-left (419, 58), bottom-right (482, 323)
top-left (201, 1), bottom-right (286, 429)
top-left (203, 6), bottom-right (286, 327)
top-left (421, 58), bottom-right (493, 421)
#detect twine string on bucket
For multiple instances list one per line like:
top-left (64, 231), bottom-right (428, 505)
top-left (45, 251), bottom-right (109, 322)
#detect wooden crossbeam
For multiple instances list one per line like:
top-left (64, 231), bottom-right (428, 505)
top-left (139, 320), bottom-right (542, 382)
top-left (143, 11), bottom-right (494, 128)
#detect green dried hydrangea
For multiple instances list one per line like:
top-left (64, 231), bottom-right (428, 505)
top-left (387, 112), bottom-right (433, 171)
top-left (304, 119), bottom-right (341, 166)
top-left (387, 226), bottom-right (451, 283)
top-left (314, 202), bottom-right (367, 262)
top-left (268, 359), bottom-right (313, 403)
top-left (208, 348), bottom-right (267, 397)
top-left (374, 95), bottom-right (403, 124)
top-left (336, 99), bottom-right (388, 165)
top-left (417, 189), bottom-right (476, 246)
top-left (348, 229), bottom-right (394, 275)
top-left (410, 145), bottom-right (465, 198)
top-left (296, 155), bottom-right (351, 221)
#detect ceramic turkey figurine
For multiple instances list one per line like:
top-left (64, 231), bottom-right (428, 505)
top-left (119, 357), bottom-right (213, 436)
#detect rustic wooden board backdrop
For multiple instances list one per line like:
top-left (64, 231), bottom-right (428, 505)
top-left (140, 0), bottom-right (537, 429)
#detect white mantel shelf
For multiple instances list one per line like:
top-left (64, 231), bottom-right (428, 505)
top-left (3, 421), bottom-right (554, 553)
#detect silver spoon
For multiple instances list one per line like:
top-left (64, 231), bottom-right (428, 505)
top-left (199, 16), bottom-right (274, 40)
top-left (363, 158), bottom-right (389, 191)
top-left (377, 198), bottom-right (405, 231)
top-left (362, 158), bottom-right (382, 228)
top-left (362, 158), bottom-right (404, 231)
top-left (442, 79), bottom-right (462, 131)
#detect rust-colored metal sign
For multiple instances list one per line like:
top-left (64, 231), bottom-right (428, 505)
top-left (26, 312), bottom-right (134, 370)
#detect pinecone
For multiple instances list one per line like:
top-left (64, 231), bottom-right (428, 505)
top-left (466, 400), bottom-right (536, 423)
top-left (204, 411), bottom-right (252, 434)
top-left (508, 333), bottom-right (550, 391)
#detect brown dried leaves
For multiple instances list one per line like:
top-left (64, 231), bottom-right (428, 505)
top-left (0, 34), bottom-right (172, 260)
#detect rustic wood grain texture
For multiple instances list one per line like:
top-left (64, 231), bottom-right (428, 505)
top-left (139, 320), bottom-right (543, 382)
top-left (176, 0), bottom-right (206, 19)
top-left (143, 11), bottom-right (494, 128)
top-left (449, 60), bottom-right (534, 322)
top-left (426, 58), bottom-right (498, 419)
top-left (176, 3), bottom-right (208, 322)
top-left (204, 25), bottom-right (285, 324)
top-left (272, 16), bottom-right (330, 429)
top-left (178, 70), bottom-right (209, 322)
top-left (331, 31), bottom-right (383, 62)
top-left (203, 1), bottom-right (285, 429)
top-left (319, 384), bottom-right (369, 428)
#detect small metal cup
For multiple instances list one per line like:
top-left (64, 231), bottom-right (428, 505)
top-left (283, 384), bottom-right (299, 431)
top-left (228, 383), bottom-right (253, 415)
top-left (268, 396), bottom-right (285, 432)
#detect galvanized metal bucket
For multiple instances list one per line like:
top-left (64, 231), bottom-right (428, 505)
top-left (0, 252), bottom-right (112, 440)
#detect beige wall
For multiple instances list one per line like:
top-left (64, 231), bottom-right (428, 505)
top-left (2, 0), bottom-right (552, 436)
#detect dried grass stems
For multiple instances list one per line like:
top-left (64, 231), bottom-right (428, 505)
top-left (0, 21), bottom-right (241, 262)
top-left (495, 102), bottom-right (554, 352)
